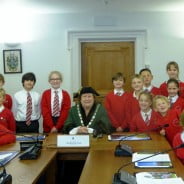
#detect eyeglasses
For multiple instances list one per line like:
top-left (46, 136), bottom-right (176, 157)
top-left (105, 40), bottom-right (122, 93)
top-left (50, 78), bottom-right (61, 81)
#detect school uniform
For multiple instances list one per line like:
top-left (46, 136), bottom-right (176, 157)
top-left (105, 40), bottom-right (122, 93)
top-left (3, 94), bottom-right (12, 110)
top-left (130, 109), bottom-right (158, 132)
top-left (41, 88), bottom-right (71, 133)
top-left (169, 95), bottom-right (184, 115)
top-left (125, 91), bottom-right (140, 127)
top-left (0, 124), bottom-right (16, 145)
top-left (143, 85), bottom-right (160, 96)
top-left (13, 89), bottom-right (41, 133)
top-left (0, 105), bottom-right (16, 132)
top-left (104, 90), bottom-right (129, 130)
top-left (173, 131), bottom-right (184, 165)
top-left (156, 109), bottom-right (182, 145)
top-left (159, 81), bottom-right (184, 98)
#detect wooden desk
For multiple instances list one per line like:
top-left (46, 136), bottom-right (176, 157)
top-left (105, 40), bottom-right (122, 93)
top-left (79, 133), bottom-right (184, 184)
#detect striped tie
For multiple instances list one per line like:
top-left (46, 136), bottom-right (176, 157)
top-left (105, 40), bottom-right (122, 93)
top-left (145, 113), bottom-right (149, 124)
top-left (53, 91), bottom-right (59, 117)
top-left (26, 92), bottom-right (32, 126)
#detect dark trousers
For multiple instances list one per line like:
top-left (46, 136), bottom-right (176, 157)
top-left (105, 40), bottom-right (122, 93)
top-left (16, 120), bottom-right (39, 133)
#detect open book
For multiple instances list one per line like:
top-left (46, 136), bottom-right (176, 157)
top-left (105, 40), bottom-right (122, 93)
top-left (132, 152), bottom-right (172, 168)
top-left (136, 172), bottom-right (184, 184)
top-left (108, 133), bottom-right (151, 141)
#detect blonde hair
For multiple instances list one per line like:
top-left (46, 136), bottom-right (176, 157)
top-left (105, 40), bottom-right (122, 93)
top-left (131, 74), bottom-right (144, 82)
top-left (0, 88), bottom-right (6, 99)
top-left (153, 95), bottom-right (170, 109)
top-left (139, 91), bottom-right (153, 102)
top-left (48, 71), bottom-right (63, 82)
top-left (0, 74), bottom-right (5, 83)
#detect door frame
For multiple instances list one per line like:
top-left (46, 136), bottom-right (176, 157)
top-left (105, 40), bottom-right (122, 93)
top-left (67, 29), bottom-right (148, 93)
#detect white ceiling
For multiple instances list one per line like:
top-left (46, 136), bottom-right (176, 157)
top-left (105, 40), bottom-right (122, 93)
top-left (1, 0), bottom-right (184, 14)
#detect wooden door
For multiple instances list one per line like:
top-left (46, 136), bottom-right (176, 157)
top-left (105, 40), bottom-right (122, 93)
top-left (81, 42), bottom-right (135, 101)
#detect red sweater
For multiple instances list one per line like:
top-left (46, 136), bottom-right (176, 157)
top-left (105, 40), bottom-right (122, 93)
top-left (160, 81), bottom-right (184, 98)
top-left (173, 132), bottom-right (184, 165)
top-left (130, 110), bottom-right (158, 132)
top-left (171, 97), bottom-right (184, 115)
top-left (0, 124), bottom-right (16, 145)
top-left (0, 107), bottom-right (16, 131)
top-left (41, 89), bottom-right (71, 132)
top-left (125, 92), bottom-right (140, 127)
top-left (150, 86), bottom-right (161, 96)
top-left (104, 91), bottom-right (129, 129)
top-left (3, 94), bottom-right (12, 110)
top-left (156, 109), bottom-right (182, 145)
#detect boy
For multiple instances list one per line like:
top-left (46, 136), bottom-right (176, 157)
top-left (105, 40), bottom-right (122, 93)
top-left (104, 72), bottom-right (129, 132)
top-left (13, 72), bottom-right (40, 133)
top-left (41, 71), bottom-right (71, 133)
top-left (0, 73), bottom-right (12, 109)
top-left (0, 88), bottom-right (15, 131)
top-left (139, 68), bottom-right (160, 96)
top-left (153, 95), bottom-right (182, 145)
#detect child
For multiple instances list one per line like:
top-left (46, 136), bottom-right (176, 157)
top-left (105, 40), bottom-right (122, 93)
top-left (0, 88), bottom-right (15, 132)
top-left (167, 78), bottom-right (184, 114)
top-left (0, 124), bottom-right (16, 145)
top-left (13, 72), bottom-right (40, 133)
top-left (153, 95), bottom-right (182, 145)
top-left (130, 91), bottom-right (158, 132)
top-left (104, 72), bottom-right (129, 132)
top-left (0, 73), bottom-right (12, 109)
top-left (159, 61), bottom-right (184, 98)
top-left (139, 68), bottom-right (160, 96)
top-left (125, 74), bottom-right (144, 126)
top-left (173, 113), bottom-right (184, 164)
top-left (41, 71), bottom-right (71, 133)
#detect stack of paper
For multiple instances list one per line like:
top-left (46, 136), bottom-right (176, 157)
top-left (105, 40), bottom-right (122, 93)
top-left (108, 134), bottom-right (151, 141)
top-left (136, 172), bottom-right (184, 184)
top-left (132, 152), bottom-right (172, 168)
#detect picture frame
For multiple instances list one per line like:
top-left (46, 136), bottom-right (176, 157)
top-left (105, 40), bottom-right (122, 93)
top-left (3, 49), bottom-right (22, 74)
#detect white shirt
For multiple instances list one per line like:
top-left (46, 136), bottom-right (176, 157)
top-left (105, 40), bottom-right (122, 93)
top-left (114, 89), bottom-right (124, 96)
top-left (51, 88), bottom-right (63, 116)
top-left (168, 95), bottom-right (178, 104)
top-left (143, 85), bottom-right (153, 92)
top-left (13, 89), bottom-right (40, 121)
top-left (141, 109), bottom-right (152, 122)
top-left (181, 131), bottom-right (184, 142)
top-left (0, 105), bottom-right (4, 113)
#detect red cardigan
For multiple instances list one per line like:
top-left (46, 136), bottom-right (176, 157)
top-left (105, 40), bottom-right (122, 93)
top-left (130, 110), bottom-right (158, 132)
top-left (156, 109), bottom-right (182, 145)
top-left (104, 91), bottom-right (129, 129)
top-left (171, 97), bottom-right (184, 115)
top-left (3, 94), bottom-right (12, 110)
top-left (0, 107), bottom-right (16, 131)
top-left (159, 81), bottom-right (184, 98)
top-left (173, 132), bottom-right (184, 165)
top-left (41, 89), bottom-right (71, 132)
top-left (0, 124), bottom-right (16, 145)
top-left (150, 86), bottom-right (161, 96)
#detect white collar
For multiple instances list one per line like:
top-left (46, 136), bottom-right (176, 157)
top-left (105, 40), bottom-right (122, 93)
top-left (168, 95), bottom-right (178, 103)
top-left (51, 88), bottom-right (61, 93)
top-left (0, 105), bottom-right (5, 113)
top-left (143, 85), bottom-right (153, 92)
top-left (181, 131), bottom-right (184, 142)
top-left (114, 89), bottom-right (124, 95)
top-left (141, 109), bottom-right (152, 117)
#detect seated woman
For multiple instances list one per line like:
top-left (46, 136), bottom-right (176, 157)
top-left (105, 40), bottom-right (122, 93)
top-left (63, 87), bottom-right (112, 135)
top-left (0, 124), bottom-right (16, 145)
top-left (173, 112), bottom-right (184, 164)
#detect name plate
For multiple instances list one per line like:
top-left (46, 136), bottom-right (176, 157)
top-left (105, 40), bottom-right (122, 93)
top-left (57, 135), bottom-right (90, 148)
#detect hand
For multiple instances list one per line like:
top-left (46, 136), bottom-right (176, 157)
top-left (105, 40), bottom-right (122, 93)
top-left (77, 126), bottom-right (88, 134)
top-left (116, 127), bottom-right (123, 132)
top-left (50, 127), bottom-right (58, 133)
top-left (160, 128), bottom-right (166, 136)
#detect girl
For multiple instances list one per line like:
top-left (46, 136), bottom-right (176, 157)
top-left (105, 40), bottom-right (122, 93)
top-left (125, 74), bottom-right (144, 126)
top-left (0, 74), bottom-right (12, 110)
top-left (105, 72), bottom-right (129, 132)
top-left (167, 78), bottom-right (184, 114)
top-left (153, 95), bottom-right (182, 145)
top-left (173, 113), bottom-right (184, 164)
top-left (130, 91), bottom-right (158, 132)
top-left (159, 61), bottom-right (184, 98)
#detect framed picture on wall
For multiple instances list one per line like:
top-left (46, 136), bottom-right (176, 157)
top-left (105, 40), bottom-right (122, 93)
top-left (3, 49), bottom-right (22, 74)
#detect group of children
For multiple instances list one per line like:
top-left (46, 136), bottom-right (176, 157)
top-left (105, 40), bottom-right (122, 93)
top-left (105, 61), bottom-right (184, 164)
top-left (0, 61), bottom-right (184, 164)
